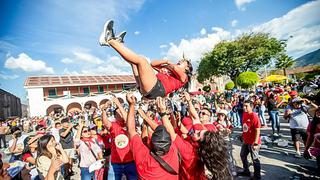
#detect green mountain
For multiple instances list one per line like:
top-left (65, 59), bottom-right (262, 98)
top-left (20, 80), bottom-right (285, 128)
top-left (294, 49), bottom-right (320, 67)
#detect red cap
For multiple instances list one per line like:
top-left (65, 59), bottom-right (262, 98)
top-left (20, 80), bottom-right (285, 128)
top-left (289, 91), bottom-right (298, 96)
top-left (193, 123), bottom-right (204, 131)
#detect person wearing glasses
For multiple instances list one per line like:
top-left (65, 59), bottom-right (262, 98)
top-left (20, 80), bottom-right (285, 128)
top-left (75, 120), bottom-right (103, 180)
top-left (99, 20), bottom-right (193, 99)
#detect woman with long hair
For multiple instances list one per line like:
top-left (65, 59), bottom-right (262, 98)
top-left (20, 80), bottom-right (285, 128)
top-left (304, 108), bottom-right (320, 173)
top-left (99, 20), bottom-right (193, 99)
top-left (36, 134), bottom-right (68, 180)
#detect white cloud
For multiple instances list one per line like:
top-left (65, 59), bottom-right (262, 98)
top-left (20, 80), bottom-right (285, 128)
top-left (0, 72), bottom-right (19, 80)
top-left (107, 55), bottom-right (130, 68)
top-left (159, 44), bottom-right (168, 49)
top-left (252, 0), bottom-right (320, 58)
top-left (230, 19), bottom-right (238, 27)
top-left (164, 0), bottom-right (320, 63)
top-left (134, 31), bottom-right (140, 35)
top-left (235, 0), bottom-right (255, 10)
top-left (73, 51), bottom-right (104, 64)
top-left (81, 65), bottom-right (130, 75)
top-left (200, 28), bottom-right (207, 35)
top-left (4, 53), bottom-right (54, 74)
top-left (165, 28), bottom-right (231, 62)
top-left (61, 58), bottom-right (73, 64)
top-left (63, 68), bottom-right (80, 75)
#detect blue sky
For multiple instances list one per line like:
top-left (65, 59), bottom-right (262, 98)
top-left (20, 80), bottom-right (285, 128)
top-left (0, 0), bottom-right (319, 103)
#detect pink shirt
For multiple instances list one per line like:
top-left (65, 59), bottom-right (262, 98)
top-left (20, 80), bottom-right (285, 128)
top-left (75, 139), bottom-right (102, 168)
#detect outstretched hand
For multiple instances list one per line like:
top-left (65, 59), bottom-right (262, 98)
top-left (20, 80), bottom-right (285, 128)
top-left (156, 97), bottom-right (167, 113)
top-left (126, 93), bottom-right (136, 105)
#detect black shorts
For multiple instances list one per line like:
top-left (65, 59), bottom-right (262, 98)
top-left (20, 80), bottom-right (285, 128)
top-left (143, 79), bottom-right (166, 99)
top-left (290, 128), bottom-right (307, 142)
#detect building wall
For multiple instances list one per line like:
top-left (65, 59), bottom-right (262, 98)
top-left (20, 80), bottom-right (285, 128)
top-left (0, 89), bottom-right (22, 120)
top-left (27, 88), bottom-right (46, 117)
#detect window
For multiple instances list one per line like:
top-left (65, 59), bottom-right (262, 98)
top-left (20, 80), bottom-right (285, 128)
top-left (48, 89), bottom-right (57, 97)
top-left (98, 86), bottom-right (104, 93)
top-left (83, 87), bottom-right (90, 94)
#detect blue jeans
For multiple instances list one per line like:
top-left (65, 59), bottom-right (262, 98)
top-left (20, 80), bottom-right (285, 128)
top-left (80, 167), bottom-right (95, 180)
top-left (108, 161), bottom-right (138, 180)
top-left (258, 110), bottom-right (267, 126)
top-left (269, 110), bottom-right (280, 134)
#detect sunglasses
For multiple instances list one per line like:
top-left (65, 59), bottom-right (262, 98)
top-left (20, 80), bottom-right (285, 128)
top-left (200, 112), bottom-right (210, 116)
top-left (82, 130), bottom-right (89, 133)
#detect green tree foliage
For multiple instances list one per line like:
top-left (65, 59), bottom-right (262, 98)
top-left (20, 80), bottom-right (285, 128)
top-left (225, 81), bottom-right (235, 90)
top-left (275, 53), bottom-right (294, 76)
top-left (197, 32), bottom-right (285, 83)
top-left (236, 71), bottom-right (259, 89)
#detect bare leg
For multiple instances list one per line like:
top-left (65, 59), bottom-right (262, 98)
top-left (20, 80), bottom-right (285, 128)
top-left (108, 39), bottom-right (157, 94)
top-left (130, 64), bottom-right (145, 94)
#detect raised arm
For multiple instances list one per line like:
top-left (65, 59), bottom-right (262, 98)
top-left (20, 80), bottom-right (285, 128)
top-left (126, 94), bottom-right (138, 139)
top-left (184, 92), bottom-right (200, 122)
top-left (137, 108), bottom-right (158, 131)
top-left (151, 59), bottom-right (170, 67)
top-left (156, 97), bottom-right (177, 141)
top-left (60, 123), bottom-right (73, 138)
top-left (102, 101), bottom-right (112, 130)
top-left (112, 96), bottom-right (128, 121)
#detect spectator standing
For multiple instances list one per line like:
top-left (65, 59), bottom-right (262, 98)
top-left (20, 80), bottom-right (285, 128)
top-left (238, 100), bottom-right (261, 180)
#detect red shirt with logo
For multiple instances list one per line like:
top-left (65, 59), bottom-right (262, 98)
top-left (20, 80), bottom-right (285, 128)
top-left (174, 135), bottom-right (207, 180)
top-left (130, 134), bottom-right (179, 180)
top-left (242, 112), bottom-right (261, 145)
top-left (156, 73), bottom-right (187, 95)
top-left (109, 121), bottom-right (134, 163)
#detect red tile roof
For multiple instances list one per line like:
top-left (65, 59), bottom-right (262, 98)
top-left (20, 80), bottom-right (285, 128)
top-left (24, 75), bottom-right (136, 88)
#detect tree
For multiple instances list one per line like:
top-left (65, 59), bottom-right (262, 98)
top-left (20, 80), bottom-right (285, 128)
top-left (236, 71), bottom-right (259, 89)
top-left (197, 32), bottom-right (285, 83)
top-left (275, 53), bottom-right (294, 76)
top-left (225, 81), bottom-right (235, 90)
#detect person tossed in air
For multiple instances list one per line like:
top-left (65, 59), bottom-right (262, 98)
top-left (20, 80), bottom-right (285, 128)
top-left (99, 20), bottom-right (193, 99)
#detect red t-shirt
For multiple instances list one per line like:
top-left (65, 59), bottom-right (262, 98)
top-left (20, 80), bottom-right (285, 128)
top-left (174, 136), bottom-right (207, 180)
top-left (203, 124), bottom-right (217, 132)
top-left (22, 153), bottom-right (32, 162)
top-left (156, 72), bottom-right (187, 95)
top-left (130, 134), bottom-right (179, 180)
top-left (213, 121), bottom-right (233, 131)
top-left (307, 123), bottom-right (320, 148)
top-left (109, 121), bottom-right (134, 163)
top-left (242, 112), bottom-right (261, 145)
top-left (101, 133), bottom-right (112, 150)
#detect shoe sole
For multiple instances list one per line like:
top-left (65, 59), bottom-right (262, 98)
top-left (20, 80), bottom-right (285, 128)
top-left (99, 20), bottom-right (114, 46)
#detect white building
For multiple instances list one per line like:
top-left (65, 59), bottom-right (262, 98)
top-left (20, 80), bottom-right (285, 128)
top-left (24, 75), bottom-right (140, 117)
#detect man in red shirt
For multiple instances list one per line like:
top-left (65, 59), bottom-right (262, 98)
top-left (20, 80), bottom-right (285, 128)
top-left (102, 97), bottom-right (138, 179)
top-left (126, 94), bottom-right (179, 180)
top-left (237, 100), bottom-right (261, 180)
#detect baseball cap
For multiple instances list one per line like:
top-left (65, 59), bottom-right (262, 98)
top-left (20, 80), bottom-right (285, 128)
top-left (289, 91), bottom-right (298, 96)
top-left (151, 125), bottom-right (171, 156)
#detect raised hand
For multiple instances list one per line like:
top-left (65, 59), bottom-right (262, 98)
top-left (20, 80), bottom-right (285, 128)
top-left (184, 92), bottom-right (191, 102)
top-left (126, 93), bottom-right (136, 105)
top-left (156, 97), bottom-right (167, 113)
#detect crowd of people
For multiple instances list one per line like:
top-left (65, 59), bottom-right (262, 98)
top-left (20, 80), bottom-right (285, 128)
top-left (0, 79), bottom-right (319, 180)
top-left (0, 19), bottom-right (319, 180)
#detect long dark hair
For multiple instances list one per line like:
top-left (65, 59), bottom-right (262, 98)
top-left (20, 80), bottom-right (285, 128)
top-left (37, 134), bottom-right (54, 159)
top-left (181, 59), bottom-right (193, 91)
top-left (22, 135), bottom-right (35, 155)
top-left (198, 131), bottom-right (232, 180)
top-left (310, 108), bottom-right (320, 136)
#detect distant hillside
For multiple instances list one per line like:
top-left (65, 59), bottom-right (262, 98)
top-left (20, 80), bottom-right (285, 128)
top-left (294, 49), bottom-right (320, 67)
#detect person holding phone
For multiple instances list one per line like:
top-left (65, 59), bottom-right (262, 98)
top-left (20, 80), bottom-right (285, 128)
top-left (8, 127), bottom-right (28, 162)
top-left (36, 134), bottom-right (69, 180)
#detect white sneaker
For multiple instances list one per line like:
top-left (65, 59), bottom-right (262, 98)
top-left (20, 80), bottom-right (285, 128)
top-left (116, 31), bottom-right (127, 43)
top-left (99, 20), bottom-right (115, 46)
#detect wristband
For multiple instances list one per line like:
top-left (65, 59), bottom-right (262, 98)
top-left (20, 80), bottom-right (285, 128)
top-left (159, 112), bottom-right (169, 117)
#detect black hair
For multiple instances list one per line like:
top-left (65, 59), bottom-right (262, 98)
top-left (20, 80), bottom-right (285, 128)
top-left (243, 100), bottom-right (254, 108)
top-left (37, 134), bottom-right (55, 159)
top-left (61, 117), bottom-right (69, 124)
top-left (198, 131), bottom-right (231, 180)
top-left (310, 108), bottom-right (320, 136)
top-left (35, 125), bottom-right (44, 131)
top-left (182, 60), bottom-right (193, 91)
top-left (11, 126), bottom-right (21, 133)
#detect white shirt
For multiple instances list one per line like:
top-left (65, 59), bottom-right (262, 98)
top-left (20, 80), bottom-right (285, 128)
top-left (8, 134), bottom-right (28, 155)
